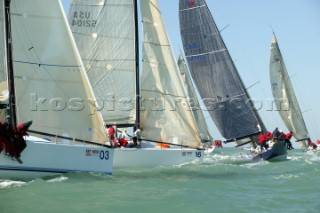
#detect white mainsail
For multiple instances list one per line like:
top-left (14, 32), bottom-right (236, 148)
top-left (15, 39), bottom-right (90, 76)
top-left (270, 34), bottom-right (310, 145)
top-left (177, 53), bottom-right (212, 143)
top-left (68, 0), bottom-right (136, 126)
top-left (11, 0), bottom-right (107, 144)
top-left (140, 0), bottom-right (201, 148)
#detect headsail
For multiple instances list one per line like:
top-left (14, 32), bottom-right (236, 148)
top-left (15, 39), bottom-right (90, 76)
top-left (0, 2), bottom-right (8, 119)
top-left (270, 34), bottom-right (310, 145)
top-left (140, 0), bottom-right (201, 148)
top-left (179, 0), bottom-right (265, 143)
top-left (177, 53), bottom-right (212, 143)
top-left (68, 0), bottom-right (136, 126)
top-left (11, 0), bottom-right (107, 144)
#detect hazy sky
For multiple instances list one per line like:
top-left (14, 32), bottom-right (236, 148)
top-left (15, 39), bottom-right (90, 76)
top-left (62, 0), bottom-right (320, 145)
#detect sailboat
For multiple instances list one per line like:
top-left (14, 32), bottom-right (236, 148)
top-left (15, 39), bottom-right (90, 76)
top-left (177, 53), bottom-right (222, 154)
top-left (68, 0), bottom-right (204, 167)
top-left (0, 0), bottom-right (114, 179)
top-left (179, 0), bottom-right (287, 161)
top-left (270, 33), bottom-right (310, 148)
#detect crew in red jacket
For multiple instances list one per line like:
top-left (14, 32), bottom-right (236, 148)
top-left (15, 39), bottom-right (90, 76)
top-left (309, 141), bottom-right (317, 150)
top-left (258, 133), bottom-right (268, 152)
top-left (285, 131), bottom-right (294, 150)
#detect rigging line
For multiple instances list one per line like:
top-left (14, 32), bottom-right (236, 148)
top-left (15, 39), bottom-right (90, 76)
top-left (14, 60), bottom-right (80, 68)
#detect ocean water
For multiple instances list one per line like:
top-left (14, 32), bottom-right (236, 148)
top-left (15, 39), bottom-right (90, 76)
top-left (1, 148), bottom-right (319, 213)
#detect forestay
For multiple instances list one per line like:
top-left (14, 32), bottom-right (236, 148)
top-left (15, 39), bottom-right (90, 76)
top-left (68, 0), bottom-right (136, 126)
top-left (270, 34), bottom-right (310, 143)
top-left (177, 54), bottom-right (212, 143)
top-left (11, 0), bottom-right (107, 144)
top-left (140, 0), bottom-right (201, 148)
top-left (179, 0), bottom-right (264, 141)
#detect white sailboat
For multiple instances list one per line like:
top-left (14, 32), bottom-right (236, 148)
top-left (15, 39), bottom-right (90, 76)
top-left (270, 33), bottom-right (310, 148)
top-left (68, 0), bottom-right (204, 167)
top-left (0, 0), bottom-right (114, 179)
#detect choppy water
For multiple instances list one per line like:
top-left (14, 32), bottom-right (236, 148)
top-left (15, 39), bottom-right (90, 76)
top-left (1, 148), bottom-right (319, 213)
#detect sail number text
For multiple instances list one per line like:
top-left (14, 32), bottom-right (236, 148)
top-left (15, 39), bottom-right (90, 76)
top-left (196, 152), bottom-right (201, 158)
top-left (71, 11), bottom-right (97, 28)
top-left (99, 150), bottom-right (109, 160)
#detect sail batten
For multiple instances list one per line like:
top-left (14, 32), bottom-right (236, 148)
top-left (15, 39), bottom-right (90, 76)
top-left (179, 0), bottom-right (264, 142)
top-left (186, 49), bottom-right (227, 58)
top-left (270, 34), bottom-right (309, 143)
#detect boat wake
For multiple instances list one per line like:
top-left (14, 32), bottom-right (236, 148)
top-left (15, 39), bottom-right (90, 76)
top-left (202, 152), bottom-right (264, 166)
top-left (0, 179), bottom-right (27, 189)
top-left (46, 176), bottom-right (69, 183)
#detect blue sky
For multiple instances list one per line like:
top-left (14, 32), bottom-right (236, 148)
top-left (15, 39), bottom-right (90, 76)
top-left (62, 0), bottom-right (320, 144)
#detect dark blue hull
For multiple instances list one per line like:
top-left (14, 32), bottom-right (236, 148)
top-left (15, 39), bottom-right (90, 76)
top-left (253, 140), bottom-right (288, 161)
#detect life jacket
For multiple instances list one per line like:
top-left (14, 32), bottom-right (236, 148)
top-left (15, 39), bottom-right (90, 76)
top-left (265, 132), bottom-right (273, 140)
top-left (258, 133), bottom-right (267, 143)
top-left (309, 142), bottom-right (317, 149)
top-left (213, 140), bottom-right (222, 148)
top-left (285, 132), bottom-right (293, 139)
top-left (108, 127), bottom-right (115, 135)
top-left (16, 120), bottom-right (32, 137)
top-left (0, 120), bottom-right (32, 158)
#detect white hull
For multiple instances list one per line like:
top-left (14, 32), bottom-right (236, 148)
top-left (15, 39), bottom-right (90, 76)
top-left (113, 147), bottom-right (204, 167)
top-left (0, 138), bottom-right (114, 179)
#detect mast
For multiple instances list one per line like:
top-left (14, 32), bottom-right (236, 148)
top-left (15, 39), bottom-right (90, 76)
top-left (134, 0), bottom-right (140, 130)
top-left (4, 0), bottom-right (17, 128)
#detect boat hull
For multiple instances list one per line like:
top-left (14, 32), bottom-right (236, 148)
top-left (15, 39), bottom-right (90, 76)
top-left (0, 139), bottom-right (114, 179)
top-left (113, 148), bottom-right (204, 167)
top-left (253, 140), bottom-right (287, 161)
